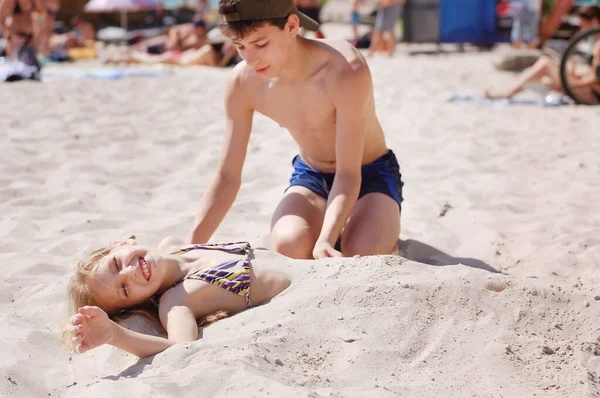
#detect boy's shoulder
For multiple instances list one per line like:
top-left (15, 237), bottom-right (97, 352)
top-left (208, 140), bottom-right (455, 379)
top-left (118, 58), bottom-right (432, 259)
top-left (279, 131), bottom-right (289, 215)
top-left (227, 38), bottom-right (370, 95)
top-left (315, 38), bottom-right (368, 68)
top-left (314, 39), bottom-right (372, 92)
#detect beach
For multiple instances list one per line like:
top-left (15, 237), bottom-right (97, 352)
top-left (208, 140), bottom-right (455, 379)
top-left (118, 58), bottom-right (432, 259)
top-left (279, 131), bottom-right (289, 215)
top-left (1, 24), bottom-right (600, 397)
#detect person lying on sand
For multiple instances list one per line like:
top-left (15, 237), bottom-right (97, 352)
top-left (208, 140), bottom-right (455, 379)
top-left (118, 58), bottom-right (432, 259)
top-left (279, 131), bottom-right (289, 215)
top-left (106, 27), bottom-right (239, 68)
top-left (105, 19), bottom-right (211, 66)
top-left (47, 15), bottom-right (96, 59)
top-left (63, 236), bottom-right (292, 359)
top-left (485, 6), bottom-right (600, 103)
top-left (188, 0), bottom-right (404, 259)
top-left (134, 19), bottom-right (208, 56)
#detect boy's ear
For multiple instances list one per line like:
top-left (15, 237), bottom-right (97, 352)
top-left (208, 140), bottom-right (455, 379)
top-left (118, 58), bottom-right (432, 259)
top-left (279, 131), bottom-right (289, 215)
top-left (286, 14), bottom-right (300, 35)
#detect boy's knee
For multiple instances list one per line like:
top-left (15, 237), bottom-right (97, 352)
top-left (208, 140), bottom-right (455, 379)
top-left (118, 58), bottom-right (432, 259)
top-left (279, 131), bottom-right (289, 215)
top-left (342, 234), bottom-right (392, 257)
top-left (271, 227), bottom-right (315, 259)
top-left (342, 240), bottom-right (380, 257)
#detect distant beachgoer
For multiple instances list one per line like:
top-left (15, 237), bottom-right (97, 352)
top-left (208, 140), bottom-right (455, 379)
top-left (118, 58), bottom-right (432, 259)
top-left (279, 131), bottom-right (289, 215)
top-left (108, 24), bottom-right (239, 68)
top-left (0, 0), bottom-right (43, 58)
top-left (132, 20), bottom-right (208, 56)
top-left (368, 0), bottom-right (405, 57)
top-left (485, 6), bottom-right (600, 103)
top-left (349, 0), bottom-right (362, 45)
top-left (510, 0), bottom-right (542, 49)
top-left (33, 0), bottom-right (59, 58)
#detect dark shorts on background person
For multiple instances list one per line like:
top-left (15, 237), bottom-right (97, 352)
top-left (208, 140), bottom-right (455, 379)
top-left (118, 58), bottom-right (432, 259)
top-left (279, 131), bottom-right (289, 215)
top-left (287, 150), bottom-right (404, 208)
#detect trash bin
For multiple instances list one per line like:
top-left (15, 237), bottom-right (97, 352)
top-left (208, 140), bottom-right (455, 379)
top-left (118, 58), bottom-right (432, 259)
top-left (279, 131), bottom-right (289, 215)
top-left (439, 0), bottom-right (510, 44)
top-left (403, 0), bottom-right (440, 43)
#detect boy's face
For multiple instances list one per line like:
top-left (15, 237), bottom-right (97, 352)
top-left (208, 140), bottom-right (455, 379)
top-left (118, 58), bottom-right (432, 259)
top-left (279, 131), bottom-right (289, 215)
top-left (231, 16), bottom-right (300, 78)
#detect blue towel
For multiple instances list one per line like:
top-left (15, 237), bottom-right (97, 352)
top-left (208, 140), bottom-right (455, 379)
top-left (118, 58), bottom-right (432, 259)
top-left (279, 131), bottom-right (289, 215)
top-left (449, 93), bottom-right (572, 107)
top-left (42, 68), bottom-right (172, 81)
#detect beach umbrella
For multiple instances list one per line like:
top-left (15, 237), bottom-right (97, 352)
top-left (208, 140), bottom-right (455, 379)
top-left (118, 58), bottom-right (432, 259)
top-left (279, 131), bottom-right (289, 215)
top-left (161, 0), bottom-right (218, 9)
top-left (84, 0), bottom-right (160, 31)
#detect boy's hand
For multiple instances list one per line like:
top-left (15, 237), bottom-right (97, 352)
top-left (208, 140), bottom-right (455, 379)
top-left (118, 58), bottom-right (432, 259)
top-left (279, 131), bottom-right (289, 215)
top-left (313, 240), bottom-right (343, 259)
top-left (69, 306), bottom-right (116, 353)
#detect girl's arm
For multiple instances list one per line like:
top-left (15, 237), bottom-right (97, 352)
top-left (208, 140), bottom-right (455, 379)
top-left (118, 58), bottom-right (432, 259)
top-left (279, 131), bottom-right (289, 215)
top-left (71, 305), bottom-right (197, 359)
top-left (109, 323), bottom-right (176, 359)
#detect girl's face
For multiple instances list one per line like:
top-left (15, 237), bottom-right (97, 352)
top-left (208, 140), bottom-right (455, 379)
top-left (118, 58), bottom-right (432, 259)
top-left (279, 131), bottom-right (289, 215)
top-left (87, 245), bottom-right (166, 313)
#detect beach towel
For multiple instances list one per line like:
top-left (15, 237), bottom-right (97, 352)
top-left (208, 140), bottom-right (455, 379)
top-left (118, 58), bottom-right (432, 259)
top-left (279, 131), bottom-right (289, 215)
top-left (42, 68), bottom-right (171, 81)
top-left (448, 93), bottom-right (572, 107)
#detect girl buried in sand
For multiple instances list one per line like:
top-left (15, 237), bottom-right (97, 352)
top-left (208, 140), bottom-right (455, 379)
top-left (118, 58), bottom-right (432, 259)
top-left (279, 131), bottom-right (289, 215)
top-left (63, 236), bottom-right (292, 358)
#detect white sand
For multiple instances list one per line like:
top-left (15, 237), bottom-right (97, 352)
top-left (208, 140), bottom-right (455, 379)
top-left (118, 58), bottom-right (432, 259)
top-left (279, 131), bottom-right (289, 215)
top-left (1, 26), bottom-right (600, 397)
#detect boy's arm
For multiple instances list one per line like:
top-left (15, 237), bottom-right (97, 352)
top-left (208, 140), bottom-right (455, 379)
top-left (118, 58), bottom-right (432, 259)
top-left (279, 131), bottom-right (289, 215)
top-left (188, 68), bottom-right (254, 244)
top-left (314, 63), bottom-right (372, 257)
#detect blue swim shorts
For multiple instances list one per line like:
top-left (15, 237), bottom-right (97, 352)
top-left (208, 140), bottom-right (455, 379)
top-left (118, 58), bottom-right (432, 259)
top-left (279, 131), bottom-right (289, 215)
top-left (351, 11), bottom-right (361, 25)
top-left (288, 149), bottom-right (404, 208)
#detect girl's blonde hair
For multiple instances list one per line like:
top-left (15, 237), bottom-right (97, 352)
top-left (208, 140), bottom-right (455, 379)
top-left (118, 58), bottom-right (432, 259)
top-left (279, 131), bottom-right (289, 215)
top-left (62, 245), bottom-right (113, 351)
top-left (62, 242), bottom-right (228, 353)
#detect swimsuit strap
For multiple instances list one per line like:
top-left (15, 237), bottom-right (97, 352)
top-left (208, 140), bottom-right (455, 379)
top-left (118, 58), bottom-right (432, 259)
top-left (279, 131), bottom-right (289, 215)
top-left (170, 241), bottom-right (251, 256)
top-left (171, 241), bottom-right (254, 308)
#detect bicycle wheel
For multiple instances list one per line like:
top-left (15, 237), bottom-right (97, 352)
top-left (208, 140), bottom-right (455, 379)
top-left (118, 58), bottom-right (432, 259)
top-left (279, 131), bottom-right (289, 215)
top-left (559, 27), bottom-right (600, 105)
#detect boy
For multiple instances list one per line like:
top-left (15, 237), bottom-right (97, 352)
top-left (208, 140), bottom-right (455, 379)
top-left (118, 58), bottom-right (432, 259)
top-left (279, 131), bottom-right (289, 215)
top-left (189, 0), bottom-right (404, 259)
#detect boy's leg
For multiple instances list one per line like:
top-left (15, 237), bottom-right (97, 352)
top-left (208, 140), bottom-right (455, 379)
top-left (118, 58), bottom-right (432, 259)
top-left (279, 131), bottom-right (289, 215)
top-left (341, 193), bottom-right (401, 256)
top-left (270, 186), bottom-right (327, 259)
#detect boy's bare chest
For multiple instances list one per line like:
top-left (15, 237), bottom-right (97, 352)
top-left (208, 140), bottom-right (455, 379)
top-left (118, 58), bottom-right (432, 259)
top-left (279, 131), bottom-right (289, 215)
top-left (253, 82), bottom-right (336, 136)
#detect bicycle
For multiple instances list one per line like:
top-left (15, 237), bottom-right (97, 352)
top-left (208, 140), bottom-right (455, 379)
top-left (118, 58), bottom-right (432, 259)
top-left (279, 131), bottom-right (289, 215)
top-left (559, 24), bottom-right (600, 105)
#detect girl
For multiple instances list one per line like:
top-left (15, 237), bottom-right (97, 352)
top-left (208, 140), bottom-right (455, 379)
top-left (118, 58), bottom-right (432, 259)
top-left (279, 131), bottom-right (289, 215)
top-left (63, 236), bottom-right (293, 359)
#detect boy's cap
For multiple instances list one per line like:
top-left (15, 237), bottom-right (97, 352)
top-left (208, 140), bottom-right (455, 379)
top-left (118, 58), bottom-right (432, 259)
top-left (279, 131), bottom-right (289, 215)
top-left (222, 0), bottom-right (319, 31)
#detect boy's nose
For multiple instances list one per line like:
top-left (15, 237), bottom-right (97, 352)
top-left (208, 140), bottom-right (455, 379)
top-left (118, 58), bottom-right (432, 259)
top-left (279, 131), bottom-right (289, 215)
top-left (244, 52), bottom-right (259, 67)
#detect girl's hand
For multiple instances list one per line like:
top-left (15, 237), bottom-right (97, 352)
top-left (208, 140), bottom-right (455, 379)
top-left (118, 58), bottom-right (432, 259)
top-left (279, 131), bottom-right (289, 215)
top-left (69, 306), bottom-right (116, 353)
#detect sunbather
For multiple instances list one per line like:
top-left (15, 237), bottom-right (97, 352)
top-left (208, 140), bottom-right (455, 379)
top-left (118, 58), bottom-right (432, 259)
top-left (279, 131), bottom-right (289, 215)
top-left (485, 6), bottom-right (600, 102)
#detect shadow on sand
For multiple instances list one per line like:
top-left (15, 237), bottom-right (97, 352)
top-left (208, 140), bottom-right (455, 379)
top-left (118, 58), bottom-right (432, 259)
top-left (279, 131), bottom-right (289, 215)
top-left (398, 238), bottom-right (501, 274)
